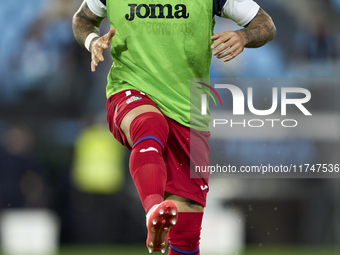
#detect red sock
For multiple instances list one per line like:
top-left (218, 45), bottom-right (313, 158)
top-left (168, 212), bottom-right (203, 255)
top-left (129, 112), bottom-right (169, 213)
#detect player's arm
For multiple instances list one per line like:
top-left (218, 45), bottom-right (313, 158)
top-left (72, 1), bottom-right (104, 48)
top-left (238, 8), bottom-right (276, 48)
top-left (211, 0), bottom-right (276, 62)
top-left (72, 0), bottom-right (115, 72)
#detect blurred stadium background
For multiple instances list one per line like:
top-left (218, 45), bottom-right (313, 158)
top-left (0, 0), bottom-right (340, 254)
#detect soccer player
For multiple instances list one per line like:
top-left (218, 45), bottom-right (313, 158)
top-left (72, 0), bottom-right (276, 254)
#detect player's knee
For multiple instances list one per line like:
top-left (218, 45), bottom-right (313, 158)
top-left (168, 212), bottom-right (203, 255)
top-left (129, 111), bottom-right (169, 154)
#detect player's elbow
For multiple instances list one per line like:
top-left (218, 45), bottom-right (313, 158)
top-left (72, 13), bottom-right (78, 32)
top-left (72, 12), bottom-right (81, 30)
top-left (267, 18), bottom-right (277, 42)
top-left (72, 11), bottom-right (88, 37)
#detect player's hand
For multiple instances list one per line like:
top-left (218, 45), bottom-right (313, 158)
top-left (90, 27), bottom-right (116, 72)
top-left (210, 31), bottom-right (247, 62)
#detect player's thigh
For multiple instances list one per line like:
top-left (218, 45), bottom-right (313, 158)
top-left (165, 192), bottom-right (204, 212)
top-left (120, 105), bottom-right (163, 147)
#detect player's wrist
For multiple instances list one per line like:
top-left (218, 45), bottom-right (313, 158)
top-left (235, 29), bottom-right (248, 46)
top-left (85, 32), bottom-right (100, 52)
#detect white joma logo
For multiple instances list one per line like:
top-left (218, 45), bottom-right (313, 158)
top-left (200, 185), bottom-right (209, 191)
top-left (140, 147), bottom-right (159, 153)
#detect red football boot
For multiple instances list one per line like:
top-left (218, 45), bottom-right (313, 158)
top-left (146, 201), bottom-right (178, 253)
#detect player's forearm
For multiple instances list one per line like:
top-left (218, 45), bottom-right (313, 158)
top-left (72, 2), bottom-right (103, 47)
top-left (238, 8), bottom-right (276, 48)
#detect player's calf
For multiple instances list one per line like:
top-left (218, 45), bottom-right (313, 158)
top-left (168, 212), bottom-right (203, 255)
